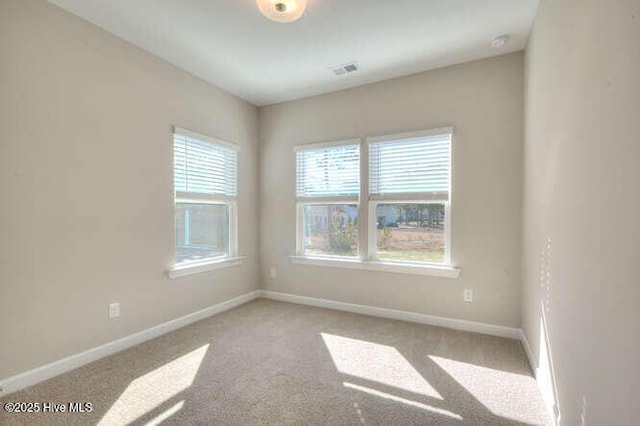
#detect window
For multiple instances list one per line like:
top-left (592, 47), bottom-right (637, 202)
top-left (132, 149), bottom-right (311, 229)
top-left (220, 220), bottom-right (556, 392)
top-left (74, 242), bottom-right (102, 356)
top-left (173, 127), bottom-right (239, 268)
top-left (295, 141), bottom-right (360, 258)
top-left (368, 130), bottom-right (451, 265)
top-left (294, 128), bottom-right (453, 272)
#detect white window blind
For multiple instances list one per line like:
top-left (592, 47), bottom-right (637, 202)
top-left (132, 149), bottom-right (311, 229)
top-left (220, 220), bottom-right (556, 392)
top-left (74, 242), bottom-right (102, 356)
top-left (174, 132), bottom-right (237, 197)
top-left (369, 132), bottom-right (451, 200)
top-left (296, 143), bottom-right (360, 199)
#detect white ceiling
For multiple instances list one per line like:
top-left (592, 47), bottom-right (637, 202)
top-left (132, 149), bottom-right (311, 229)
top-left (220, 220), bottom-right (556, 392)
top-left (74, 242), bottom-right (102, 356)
top-left (48, 0), bottom-right (539, 106)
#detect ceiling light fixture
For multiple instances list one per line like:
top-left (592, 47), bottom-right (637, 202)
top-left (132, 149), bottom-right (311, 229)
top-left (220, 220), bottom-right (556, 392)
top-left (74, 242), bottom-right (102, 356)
top-left (491, 34), bottom-right (511, 48)
top-left (257, 0), bottom-right (307, 23)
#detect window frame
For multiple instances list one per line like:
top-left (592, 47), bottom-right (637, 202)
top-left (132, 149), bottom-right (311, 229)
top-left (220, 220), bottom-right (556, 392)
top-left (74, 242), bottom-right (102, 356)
top-left (169, 127), bottom-right (242, 278)
top-left (292, 127), bottom-right (459, 278)
top-left (366, 127), bottom-right (453, 267)
top-left (294, 138), bottom-right (361, 258)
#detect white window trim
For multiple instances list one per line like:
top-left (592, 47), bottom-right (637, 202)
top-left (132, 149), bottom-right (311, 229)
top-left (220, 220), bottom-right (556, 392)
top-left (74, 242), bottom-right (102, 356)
top-left (168, 256), bottom-right (246, 279)
top-left (293, 127), bottom-right (459, 277)
top-left (169, 127), bottom-right (241, 276)
top-left (289, 256), bottom-right (460, 278)
top-left (293, 138), bottom-right (362, 152)
top-left (366, 126), bottom-right (453, 144)
top-left (174, 126), bottom-right (241, 152)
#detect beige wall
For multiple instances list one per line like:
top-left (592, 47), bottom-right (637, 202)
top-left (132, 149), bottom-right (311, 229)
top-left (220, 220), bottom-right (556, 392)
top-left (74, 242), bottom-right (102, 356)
top-left (259, 52), bottom-right (525, 327)
top-left (0, 0), bottom-right (259, 379)
top-left (523, 0), bottom-right (640, 424)
top-left (11, 5), bottom-right (638, 421)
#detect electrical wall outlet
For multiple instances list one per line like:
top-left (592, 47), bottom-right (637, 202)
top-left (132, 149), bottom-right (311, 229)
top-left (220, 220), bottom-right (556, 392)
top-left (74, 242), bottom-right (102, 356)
top-left (109, 303), bottom-right (120, 319)
top-left (463, 289), bottom-right (473, 302)
top-left (269, 267), bottom-right (277, 279)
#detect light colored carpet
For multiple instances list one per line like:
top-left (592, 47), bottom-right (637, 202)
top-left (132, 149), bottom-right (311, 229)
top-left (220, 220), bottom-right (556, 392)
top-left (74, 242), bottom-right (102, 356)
top-left (0, 299), bottom-right (550, 425)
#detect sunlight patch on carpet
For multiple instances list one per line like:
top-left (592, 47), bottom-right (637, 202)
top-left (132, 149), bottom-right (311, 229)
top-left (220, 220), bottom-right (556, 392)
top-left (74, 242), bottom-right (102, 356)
top-left (429, 355), bottom-right (547, 424)
top-left (321, 333), bottom-right (441, 399)
top-left (145, 400), bottom-right (184, 426)
top-left (98, 345), bottom-right (208, 425)
top-left (344, 382), bottom-right (462, 420)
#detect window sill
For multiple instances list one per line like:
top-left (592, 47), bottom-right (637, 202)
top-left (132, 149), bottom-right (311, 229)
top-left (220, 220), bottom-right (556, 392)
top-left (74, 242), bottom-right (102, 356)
top-left (168, 256), bottom-right (245, 279)
top-left (289, 256), bottom-right (460, 279)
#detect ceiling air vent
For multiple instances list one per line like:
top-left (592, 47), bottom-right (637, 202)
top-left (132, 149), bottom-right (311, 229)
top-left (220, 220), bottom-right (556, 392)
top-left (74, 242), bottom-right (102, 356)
top-left (329, 62), bottom-right (359, 76)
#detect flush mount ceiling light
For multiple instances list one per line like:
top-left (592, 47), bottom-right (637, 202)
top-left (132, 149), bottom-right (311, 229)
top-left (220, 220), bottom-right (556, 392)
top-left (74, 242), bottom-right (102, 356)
top-left (257, 0), bottom-right (307, 23)
top-left (491, 34), bottom-right (511, 48)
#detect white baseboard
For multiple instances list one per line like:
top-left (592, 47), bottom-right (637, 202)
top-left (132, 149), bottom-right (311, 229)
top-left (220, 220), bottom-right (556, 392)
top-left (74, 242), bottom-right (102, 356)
top-left (519, 329), bottom-right (560, 425)
top-left (259, 290), bottom-right (522, 340)
top-left (519, 329), bottom-right (538, 374)
top-left (0, 290), bottom-right (260, 396)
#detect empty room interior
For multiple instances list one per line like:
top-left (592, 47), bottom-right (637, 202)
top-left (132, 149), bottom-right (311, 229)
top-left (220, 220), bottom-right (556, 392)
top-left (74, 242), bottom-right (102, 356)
top-left (1, 0), bottom-right (638, 424)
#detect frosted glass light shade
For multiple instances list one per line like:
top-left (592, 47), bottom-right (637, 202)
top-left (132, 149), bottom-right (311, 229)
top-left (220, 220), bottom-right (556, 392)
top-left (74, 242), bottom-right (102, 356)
top-left (257, 0), bottom-right (307, 23)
